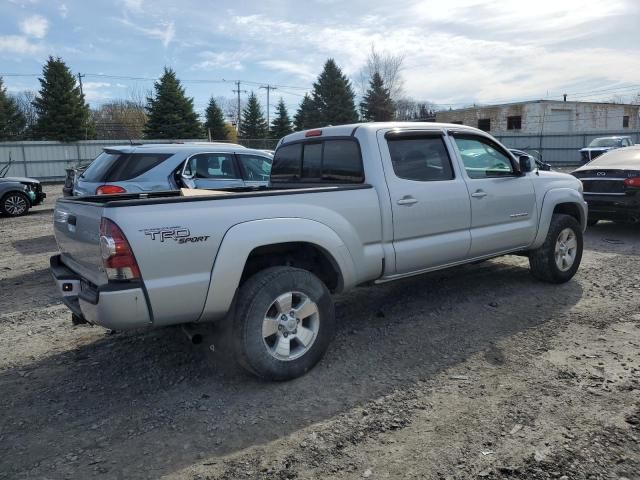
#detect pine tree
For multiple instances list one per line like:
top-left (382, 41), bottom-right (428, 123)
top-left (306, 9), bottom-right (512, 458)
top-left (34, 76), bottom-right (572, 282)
top-left (293, 94), bottom-right (317, 131)
top-left (270, 98), bottom-right (293, 139)
top-left (360, 71), bottom-right (395, 122)
top-left (239, 92), bottom-right (268, 139)
top-left (144, 67), bottom-right (203, 139)
top-left (310, 59), bottom-right (358, 127)
top-left (0, 77), bottom-right (26, 140)
top-left (204, 96), bottom-right (228, 140)
top-left (32, 57), bottom-right (91, 141)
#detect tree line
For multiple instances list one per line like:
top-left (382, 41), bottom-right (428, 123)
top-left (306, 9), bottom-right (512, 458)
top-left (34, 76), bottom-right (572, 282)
top-left (0, 50), bottom-right (436, 143)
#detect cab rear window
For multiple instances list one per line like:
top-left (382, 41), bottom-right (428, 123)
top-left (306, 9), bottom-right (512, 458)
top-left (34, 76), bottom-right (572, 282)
top-left (81, 152), bottom-right (172, 182)
top-left (272, 139), bottom-right (363, 183)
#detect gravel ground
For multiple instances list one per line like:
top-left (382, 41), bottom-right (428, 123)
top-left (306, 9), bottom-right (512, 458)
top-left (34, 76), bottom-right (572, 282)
top-left (0, 184), bottom-right (638, 480)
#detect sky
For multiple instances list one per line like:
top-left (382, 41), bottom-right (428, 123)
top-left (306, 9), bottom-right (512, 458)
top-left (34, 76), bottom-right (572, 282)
top-left (1, 0), bottom-right (639, 120)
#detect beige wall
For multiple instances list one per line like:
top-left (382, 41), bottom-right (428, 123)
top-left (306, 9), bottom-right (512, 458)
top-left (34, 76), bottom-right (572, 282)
top-left (436, 102), bottom-right (639, 134)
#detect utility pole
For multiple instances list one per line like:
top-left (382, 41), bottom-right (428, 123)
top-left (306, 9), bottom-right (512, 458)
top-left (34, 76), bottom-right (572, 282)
top-left (260, 84), bottom-right (277, 128)
top-left (77, 73), bottom-right (85, 97)
top-left (232, 81), bottom-right (247, 132)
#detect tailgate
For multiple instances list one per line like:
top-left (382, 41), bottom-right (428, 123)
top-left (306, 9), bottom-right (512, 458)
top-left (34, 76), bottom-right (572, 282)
top-left (53, 199), bottom-right (108, 287)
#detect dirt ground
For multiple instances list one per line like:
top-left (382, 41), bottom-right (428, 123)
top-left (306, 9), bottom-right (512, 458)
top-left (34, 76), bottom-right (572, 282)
top-left (0, 184), bottom-right (638, 480)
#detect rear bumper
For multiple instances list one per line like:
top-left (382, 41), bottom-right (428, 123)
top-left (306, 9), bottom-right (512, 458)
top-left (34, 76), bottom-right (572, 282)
top-left (584, 193), bottom-right (640, 221)
top-left (50, 255), bottom-right (152, 330)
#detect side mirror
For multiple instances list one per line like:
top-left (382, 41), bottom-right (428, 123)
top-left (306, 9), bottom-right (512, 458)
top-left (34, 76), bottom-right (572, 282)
top-left (518, 155), bottom-right (532, 172)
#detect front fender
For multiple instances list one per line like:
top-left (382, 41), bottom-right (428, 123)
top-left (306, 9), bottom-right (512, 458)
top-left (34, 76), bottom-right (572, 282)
top-left (531, 188), bottom-right (588, 249)
top-left (0, 183), bottom-right (31, 203)
top-left (198, 218), bottom-right (357, 322)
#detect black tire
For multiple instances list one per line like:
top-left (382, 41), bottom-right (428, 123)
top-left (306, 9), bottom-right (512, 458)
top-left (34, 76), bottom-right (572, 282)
top-left (1, 191), bottom-right (30, 217)
top-left (529, 214), bottom-right (583, 283)
top-left (587, 217), bottom-right (599, 227)
top-left (233, 266), bottom-right (335, 381)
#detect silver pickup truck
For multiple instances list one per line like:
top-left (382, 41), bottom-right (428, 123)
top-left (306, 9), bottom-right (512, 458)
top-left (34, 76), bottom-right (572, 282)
top-left (51, 122), bottom-right (587, 380)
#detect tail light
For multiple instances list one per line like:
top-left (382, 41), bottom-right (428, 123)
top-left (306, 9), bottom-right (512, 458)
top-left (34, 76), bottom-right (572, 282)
top-left (305, 129), bottom-right (322, 137)
top-left (96, 185), bottom-right (126, 195)
top-left (624, 177), bottom-right (640, 188)
top-left (99, 218), bottom-right (140, 280)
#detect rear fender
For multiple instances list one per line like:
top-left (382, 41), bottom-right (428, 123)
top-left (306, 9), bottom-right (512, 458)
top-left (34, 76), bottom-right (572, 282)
top-left (198, 218), bottom-right (356, 322)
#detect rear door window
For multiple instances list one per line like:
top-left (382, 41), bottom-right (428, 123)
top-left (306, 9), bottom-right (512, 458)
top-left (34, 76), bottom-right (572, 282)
top-left (387, 137), bottom-right (454, 181)
top-left (81, 152), bottom-right (171, 182)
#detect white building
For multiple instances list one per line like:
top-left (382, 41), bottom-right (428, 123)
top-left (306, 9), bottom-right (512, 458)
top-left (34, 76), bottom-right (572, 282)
top-left (436, 100), bottom-right (640, 134)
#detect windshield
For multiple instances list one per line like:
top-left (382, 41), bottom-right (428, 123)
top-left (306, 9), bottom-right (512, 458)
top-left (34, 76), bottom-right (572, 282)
top-left (588, 138), bottom-right (622, 148)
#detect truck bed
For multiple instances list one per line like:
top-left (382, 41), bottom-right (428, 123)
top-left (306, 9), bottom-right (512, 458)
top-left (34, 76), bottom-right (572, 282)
top-left (53, 182), bottom-right (384, 327)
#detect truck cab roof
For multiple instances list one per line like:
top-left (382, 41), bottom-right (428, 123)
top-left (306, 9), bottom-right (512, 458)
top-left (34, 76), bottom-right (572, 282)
top-left (279, 122), bottom-right (488, 146)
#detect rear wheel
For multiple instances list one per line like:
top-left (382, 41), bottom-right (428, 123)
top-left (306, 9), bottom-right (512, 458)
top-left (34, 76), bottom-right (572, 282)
top-left (232, 266), bottom-right (335, 381)
top-left (529, 214), bottom-right (583, 283)
top-left (1, 192), bottom-right (30, 217)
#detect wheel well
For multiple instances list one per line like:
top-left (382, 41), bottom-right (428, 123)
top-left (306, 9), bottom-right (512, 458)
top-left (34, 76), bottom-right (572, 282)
top-left (1, 190), bottom-right (30, 206)
top-left (241, 242), bottom-right (342, 292)
top-left (553, 202), bottom-right (582, 224)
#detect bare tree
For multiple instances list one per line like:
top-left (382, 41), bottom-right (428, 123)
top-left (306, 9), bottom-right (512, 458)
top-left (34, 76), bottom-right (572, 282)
top-left (92, 99), bottom-right (147, 140)
top-left (216, 96), bottom-right (246, 128)
top-left (129, 86), bottom-right (151, 110)
top-left (394, 97), bottom-right (438, 121)
top-left (12, 90), bottom-right (38, 136)
top-left (608, 92), bottom-right (640, 105)
top-left (358, 45), bottom-right (405, 102)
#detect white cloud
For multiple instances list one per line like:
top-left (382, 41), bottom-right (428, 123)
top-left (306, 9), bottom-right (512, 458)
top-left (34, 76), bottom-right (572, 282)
top-left (121, 0), bottom-right (143, 12)
top-left (59, 3), bottom-right (68, 18)
top-left (19, 14), bottom-right (49, 39)
top-left (192, 51), bottom-right (247, 71)
top-left (82, 82), bottom-right (112, 102)
top-left (118, 17), bottom-right (175, 47)
top-left (226, 1), bottom-right (639, 105)
top-left (0, 35), bottom-right (43, 55)
top-left (259, 60), bottom-right (317, 82)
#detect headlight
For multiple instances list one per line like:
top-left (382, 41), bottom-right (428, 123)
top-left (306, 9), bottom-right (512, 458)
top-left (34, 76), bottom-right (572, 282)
top-left (577, 180), bottom-right (584, 194)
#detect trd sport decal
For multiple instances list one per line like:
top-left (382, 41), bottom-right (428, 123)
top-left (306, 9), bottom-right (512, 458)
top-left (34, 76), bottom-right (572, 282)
top-left (140, 226), bottom-right (210, 244)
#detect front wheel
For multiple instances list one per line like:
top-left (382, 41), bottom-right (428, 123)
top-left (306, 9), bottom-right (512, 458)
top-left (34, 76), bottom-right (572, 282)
top-left (1, 192), bottom-right (30, 217)
top-left (529, 214), bottom-right (583, 283)
top-left (233, 267), bottom-right (335, 381)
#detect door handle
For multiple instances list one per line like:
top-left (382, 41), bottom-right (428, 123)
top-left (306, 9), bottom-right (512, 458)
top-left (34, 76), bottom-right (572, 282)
top-left (471, 190), bottom-right (487, 199)
top-left (397, 196), bottom-right (418, 206)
